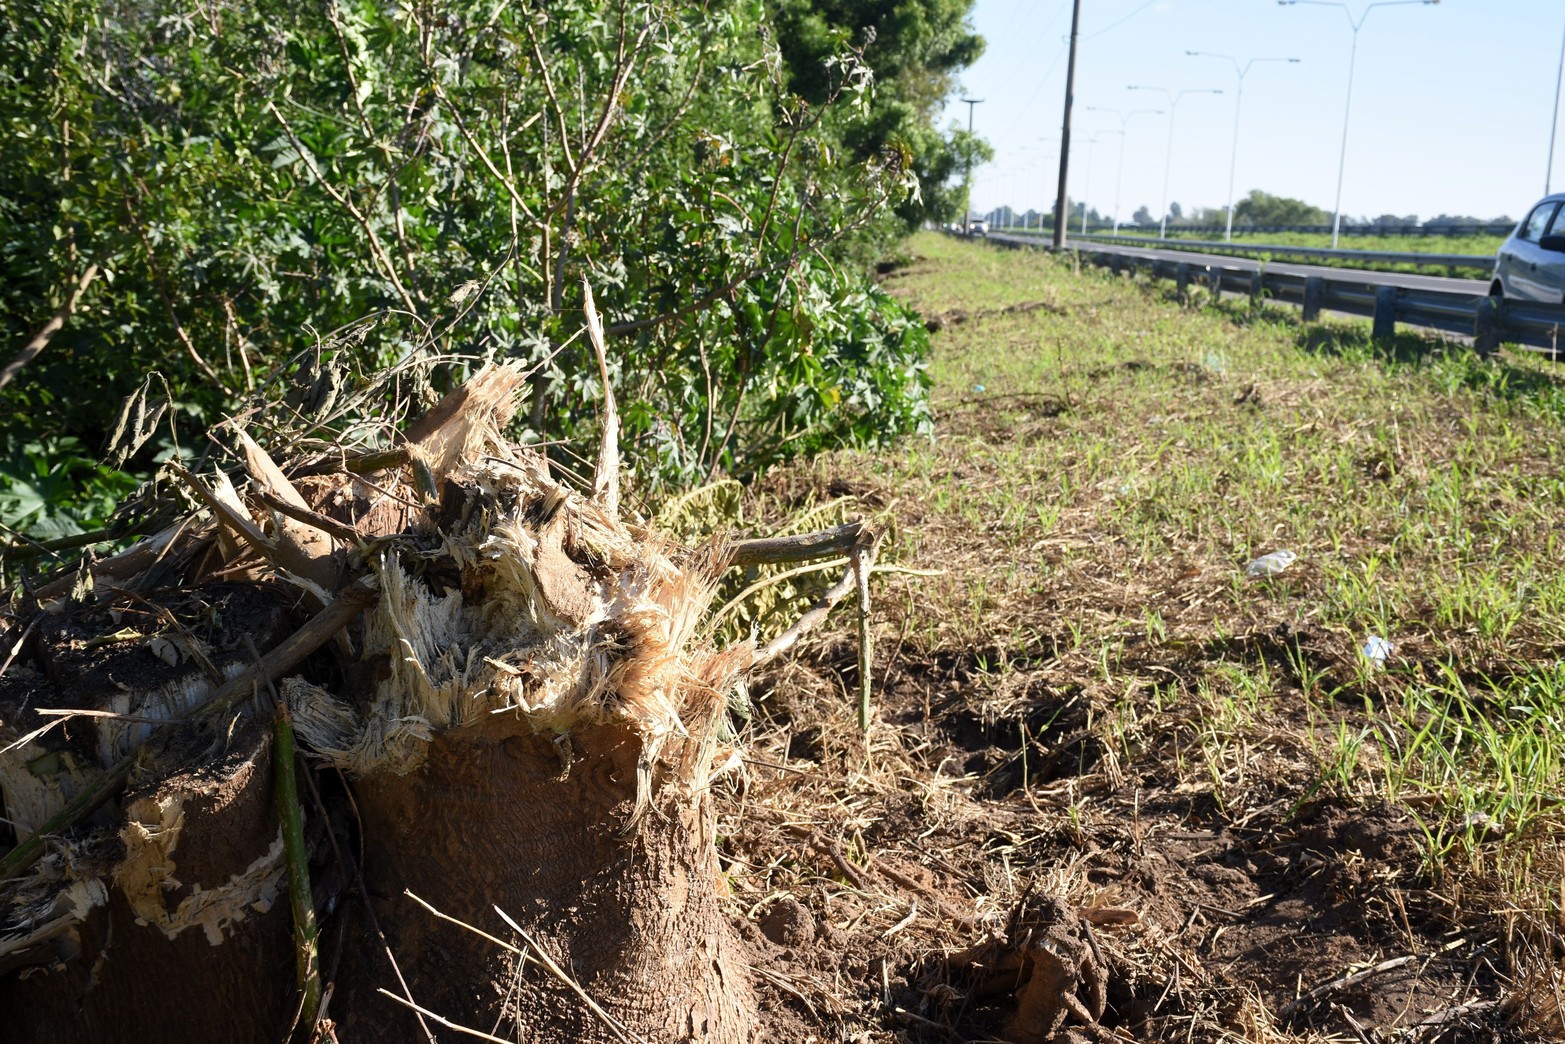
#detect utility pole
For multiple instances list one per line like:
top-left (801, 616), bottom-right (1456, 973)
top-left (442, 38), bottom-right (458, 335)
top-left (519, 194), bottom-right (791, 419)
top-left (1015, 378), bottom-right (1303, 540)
top-left (961, 98), bottom-right (983, 230)
top-left (1052, 0), bottom-right (1083, 249)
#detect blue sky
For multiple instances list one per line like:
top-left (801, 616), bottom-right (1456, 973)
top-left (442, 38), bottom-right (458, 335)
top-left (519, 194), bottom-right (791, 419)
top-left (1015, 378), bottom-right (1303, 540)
top-left (942, 1), bottom-right (1560, 225)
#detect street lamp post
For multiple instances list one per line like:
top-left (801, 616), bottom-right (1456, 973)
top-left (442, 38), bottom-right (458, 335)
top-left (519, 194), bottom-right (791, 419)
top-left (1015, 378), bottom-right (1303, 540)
top-left (961, 97), bottom-right (983, 229)
top-left (1078, 132), bottom-right (1120, 235)
top-left (1187, 52), bottom-right (1300, 242)
top-left (1083, 107), bottom-right (1162, 235)
top-left (1279, 1), bottom-right (1439, 248)
top-left (1550, 16), bottom-right (1565, 194)
top-left (1016, 141), bottom-right (1058, 232)
top-left (1127, 86), bottom-right (1224, 240)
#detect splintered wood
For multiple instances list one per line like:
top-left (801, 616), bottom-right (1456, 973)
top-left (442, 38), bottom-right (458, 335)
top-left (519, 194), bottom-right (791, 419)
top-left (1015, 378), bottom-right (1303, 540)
top-left (0, 347), bottom-right (882, 1044)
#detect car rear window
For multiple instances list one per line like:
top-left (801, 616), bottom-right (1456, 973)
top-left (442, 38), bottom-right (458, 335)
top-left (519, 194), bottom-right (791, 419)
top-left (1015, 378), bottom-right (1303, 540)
top-left (1520, 203), bottom-right (1559, 241)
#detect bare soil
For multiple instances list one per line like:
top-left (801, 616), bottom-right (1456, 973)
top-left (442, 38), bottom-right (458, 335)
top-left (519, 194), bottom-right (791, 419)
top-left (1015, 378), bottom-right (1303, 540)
top-left (709, 244), bottom-right (1565, 1043)
top-left (722, 603), bottom-right (1537, 1044)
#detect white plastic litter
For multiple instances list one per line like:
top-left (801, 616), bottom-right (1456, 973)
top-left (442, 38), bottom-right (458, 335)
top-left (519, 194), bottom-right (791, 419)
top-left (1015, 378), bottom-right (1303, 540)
top-left (1244, 549), bottom-right (1296, 578)
top-left (1361, 635), bottom-right (1394, 667)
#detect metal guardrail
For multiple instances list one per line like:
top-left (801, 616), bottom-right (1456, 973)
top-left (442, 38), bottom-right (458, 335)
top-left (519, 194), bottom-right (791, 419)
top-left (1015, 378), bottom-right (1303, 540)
top-left (967, 233), bottom-right (1565, 355)
top-left (999, 229), bottom-right (1495, 274)
top-left (1153, 222), bottom-right (1514, 238)
top-left (989, 222), bottom-right (1514, 238)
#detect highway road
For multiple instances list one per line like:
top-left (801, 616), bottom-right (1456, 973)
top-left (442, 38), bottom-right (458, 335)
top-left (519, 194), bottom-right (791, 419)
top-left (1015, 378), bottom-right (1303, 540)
top-left (987, 232), bottom-right (1489, 298)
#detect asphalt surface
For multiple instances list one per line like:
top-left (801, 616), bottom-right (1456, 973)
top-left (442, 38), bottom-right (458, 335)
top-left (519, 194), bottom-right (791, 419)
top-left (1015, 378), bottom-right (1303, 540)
top-left (988, 232), bottom-right (1490, 297)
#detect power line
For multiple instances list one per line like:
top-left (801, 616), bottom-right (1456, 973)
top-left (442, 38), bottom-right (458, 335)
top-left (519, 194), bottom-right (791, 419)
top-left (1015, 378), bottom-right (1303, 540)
top-left (994, 0), bottom-right (1163, 142)
top-left (997, 42), bottom-right (1070, 140)
top-left (1083, 0), bottom-right (1161, 42)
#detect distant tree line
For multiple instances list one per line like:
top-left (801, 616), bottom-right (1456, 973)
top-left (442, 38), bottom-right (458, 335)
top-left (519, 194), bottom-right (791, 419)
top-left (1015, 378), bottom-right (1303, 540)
top-left (982, 189), bottom-right (1514, 232)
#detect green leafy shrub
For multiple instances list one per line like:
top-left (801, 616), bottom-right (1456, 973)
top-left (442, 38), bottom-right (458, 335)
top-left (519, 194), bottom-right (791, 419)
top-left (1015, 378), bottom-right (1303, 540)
top-left (0, 0), bottom-right (978, 511)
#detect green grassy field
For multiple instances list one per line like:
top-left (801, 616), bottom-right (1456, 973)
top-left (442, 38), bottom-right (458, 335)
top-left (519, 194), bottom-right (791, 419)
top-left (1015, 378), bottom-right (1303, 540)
top-left (995, 225), bottom-right (1505, 279)
top-left (724, 231), bottom-right (1565, 1040)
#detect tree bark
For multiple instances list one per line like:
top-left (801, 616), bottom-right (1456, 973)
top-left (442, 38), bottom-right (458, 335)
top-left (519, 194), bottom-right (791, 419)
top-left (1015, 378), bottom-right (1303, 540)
top-left (0, 364), bottom-right (770, 1043)
top-left (334, 717), bottom-right (755, 1043)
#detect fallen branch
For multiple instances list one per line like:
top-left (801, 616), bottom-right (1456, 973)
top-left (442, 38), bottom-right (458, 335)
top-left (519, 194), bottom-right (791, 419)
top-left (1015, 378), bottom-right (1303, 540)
top-left (862, 853), bottom-right (976, 931)
top-left (1280, 954), bottom-right (1416, 1016)
top-left (0, 526), bottom-right (129, 563)
top-left (30, 521), bottom-right (196, 602)
top-left (755, 526), bottom-right (883, 669)
top-left (254, 490), bottom-right (365, 546)
top-left (0, 578), bottom-right (377, 881)
top-left (0, 264), bottom-right (99, 393)
top-left (808, 833), bottom-right (874, 893)
top-left (726, 522), bottom-right (864, 568)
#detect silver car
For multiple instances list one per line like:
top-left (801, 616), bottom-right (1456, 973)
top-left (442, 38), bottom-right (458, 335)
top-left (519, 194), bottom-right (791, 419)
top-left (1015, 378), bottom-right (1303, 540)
top-left (1493, 195), bottom-right (1565, 303)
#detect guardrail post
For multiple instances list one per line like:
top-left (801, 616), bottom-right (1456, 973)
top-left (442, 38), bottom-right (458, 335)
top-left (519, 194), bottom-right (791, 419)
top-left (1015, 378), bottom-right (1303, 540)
top-left (1248, 271), bottom-right (1263, 304)
top-left (1373, 286), bottom-right (1398, 342)
top-left (1208, 267), bottom-right (1223, 297)
top-left (1302, 277), bottom-right (1325, 321)
top-left (1473, 296), bottom-right (1500, 356)
top-left (1176, 263), bottom-right (1191, 294)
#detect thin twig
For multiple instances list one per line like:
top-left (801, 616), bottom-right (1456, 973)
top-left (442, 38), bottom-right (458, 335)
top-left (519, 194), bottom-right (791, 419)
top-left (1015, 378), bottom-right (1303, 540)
top-left (426, 77), bottom-right (540, 222)
top-left (0, 264), bottom-right (99, 392)
top-left (582, 278), bottom-right (619, 517)
top-left (755, 527), bottom-right (883, 667)
top-left (705, 557), bottom-right (848, 630)
top-left (375, 991), bottom-right (517, 1044)
top-left (853, 544), bottom-right (872, 731)
top-left (1280, 955), bottom-right (1416, 1016)
top-left (491, 904), bottom-right (649, 1044)
top-left (402, 891), bottom-right (646, 1044)
top-left (271, 688), bottom-right (323, 1035)
top-left (34, 708), bottom-right (180, 725)
top-left (266, 101), bottom-right (419, 315)
top-left (321, 774), bottom-right (436, 1044)
top-left (0, 617), bottom-right (40, 681)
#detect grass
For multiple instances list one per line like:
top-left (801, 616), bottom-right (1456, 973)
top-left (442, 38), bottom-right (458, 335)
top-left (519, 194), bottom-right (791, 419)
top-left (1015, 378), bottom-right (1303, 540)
top-left (893, 232), bottom-right (1565, 855)
top-left (720, 230), bottom-right (1565, 1039)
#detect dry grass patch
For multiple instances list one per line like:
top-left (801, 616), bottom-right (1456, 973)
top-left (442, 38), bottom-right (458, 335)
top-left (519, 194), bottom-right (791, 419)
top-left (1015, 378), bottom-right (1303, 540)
top-left (709, 233), bottom-right (1565, 1042)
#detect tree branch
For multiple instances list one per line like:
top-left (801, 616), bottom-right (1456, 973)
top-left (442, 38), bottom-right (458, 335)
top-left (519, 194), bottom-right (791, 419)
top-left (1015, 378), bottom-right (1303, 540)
top-left (0, 264), bottom-right (99, 392)
top-left (267, 101), bottom-right (420, 316)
